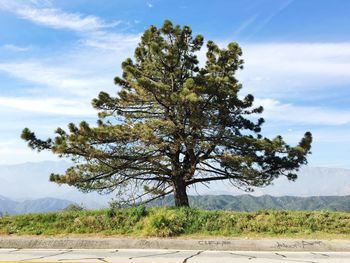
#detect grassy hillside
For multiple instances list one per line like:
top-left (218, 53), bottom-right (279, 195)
top-left (1, 206), bottom-right (350, 238)
top-left (150, 195), bottom-right (350, 211)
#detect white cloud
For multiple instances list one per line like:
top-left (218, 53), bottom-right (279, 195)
top-left (2, 43), bottom-right (350, 127)
top-left (238, 42), bottom-right (350, 97)
top-left (17, 7), bottom-right (120, 32)
top-left (311, 129), bottom-right (350, 143)
top-left (257, 98), bottom-right (350, 125)
top-left (0, 96), bottom-right (95, 116)
top-left (243, 43), bottom-right (350, 76)
top-left (0, 62), bottom-right (111, 97)
top-left (1, 44), bottom-right (31, 52)
top-left (0, 0), bottom-right (140, 54)
top-left (0, 0), bottom-right (140, 58)
top-left (0, 140), bottom-right (58, 165)
top-left (82, 31), bottom-right (140, 51)
top-left (0, 0), bottom-right (139, 97)
top-left (0, 0), bottom-right (119, 32)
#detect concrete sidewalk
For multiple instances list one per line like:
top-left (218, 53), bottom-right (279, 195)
top-left (1, 236), bottom-right (350, 251)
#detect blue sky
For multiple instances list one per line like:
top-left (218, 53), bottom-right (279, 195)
top-left (0, 0), bottom-right (349, 169)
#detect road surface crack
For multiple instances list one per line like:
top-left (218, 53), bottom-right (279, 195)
top-left (58, 258), bottom-right (108, 262)
top-left (277, 260), bottom-right (317, 263)
top-left (9, 249), bottom-right (22, 252)
top-left (275, 252), bottom-right (287, 257)
top-left (19, 250), bottom-right (72, 261)
top-left (230, 252), bottom-right (318, 263)
top-left (310, 252), bottom-right (330, 257)
top-left (230, 252), bottom-right (257, 260)
top-left (182, 251), bottom-right (203, 263)
top-left (129, 250), bottom-right (179, 259)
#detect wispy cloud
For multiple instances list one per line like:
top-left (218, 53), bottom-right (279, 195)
top-left (257, 98), bottom-right (350, 126)
top-left (82, 31), bottom-right (140, 51)
top-left (2, 42), bottom-right (350, 126)
top-left (244, 0), bottom-right (294, 39)
top-left (233, 15), bottom-right (258, 37)
top-left (0, 1), bottom-right (139, 100)
top-left (238, 42), bottom-right (350, 97)
top-left (0, 62), bottom-right (110, 97)
top-left (0, 0), bottom-right (120, 32)
top-left (1, 44), bottom-right (31, 52)
top-left (0, 139), bottom-right (58, 165)
top-left (17, 7), bottom-right (120, 32)
top-left (0, 0), bottom-right (138, 54)
top-left (0, 96), bottom-right (95, 116)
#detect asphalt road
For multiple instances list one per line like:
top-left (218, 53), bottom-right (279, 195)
top-left (1, 248), bottom-right (350, 263)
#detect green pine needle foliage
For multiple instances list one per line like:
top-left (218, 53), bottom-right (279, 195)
top-left (21, 20), bottom-right (312, 207)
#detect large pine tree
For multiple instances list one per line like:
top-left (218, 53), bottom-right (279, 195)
top-left (22, 20), bottom-right (312, 207)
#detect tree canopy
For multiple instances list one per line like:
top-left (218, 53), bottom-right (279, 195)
top-left (21, 20), bottom-right (312, 207)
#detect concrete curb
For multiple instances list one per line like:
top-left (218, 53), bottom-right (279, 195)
top-left (1, 236), bottom-right (350, 251)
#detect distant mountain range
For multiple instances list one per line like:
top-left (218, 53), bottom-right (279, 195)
top-left (2, 194), bottom-right (350, 214)
top-left (0, 161), bottom-right (109, 209)
top-left (150, 195), bottom-right (350, 212)
top-left (195, 166), bottom-right (350, 196)
top-left (0, 195), bottom-right (74, 215)
top-left (0, 161), bottom-right (350, 211)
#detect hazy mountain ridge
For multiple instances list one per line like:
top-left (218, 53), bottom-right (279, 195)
top-left (0, 196), bottom-right (74, 215)
top-left (1, 161), bottom-right (350, 210)
top-left (2, 194), bottom-right (350, 214)
top-left (0, 195), bottom-right (17, 215)
top-left (0, 161), bottom-right (108, 208)
top-left (150, 195), bottom-right (350, 211)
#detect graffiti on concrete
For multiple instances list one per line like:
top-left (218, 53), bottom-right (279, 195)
top-left (275, 240), bottom-right (324, 249)
top-left (137, 240), bottom-right (152, 247)
top-left (198, 240), bottom-right (232, 246)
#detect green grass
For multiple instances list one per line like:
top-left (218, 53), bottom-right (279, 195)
top-left (1, 207), bottom-right (350, 238)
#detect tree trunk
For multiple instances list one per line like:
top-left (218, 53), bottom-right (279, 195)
top-left (173, 178), bottom-right (189, 207)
